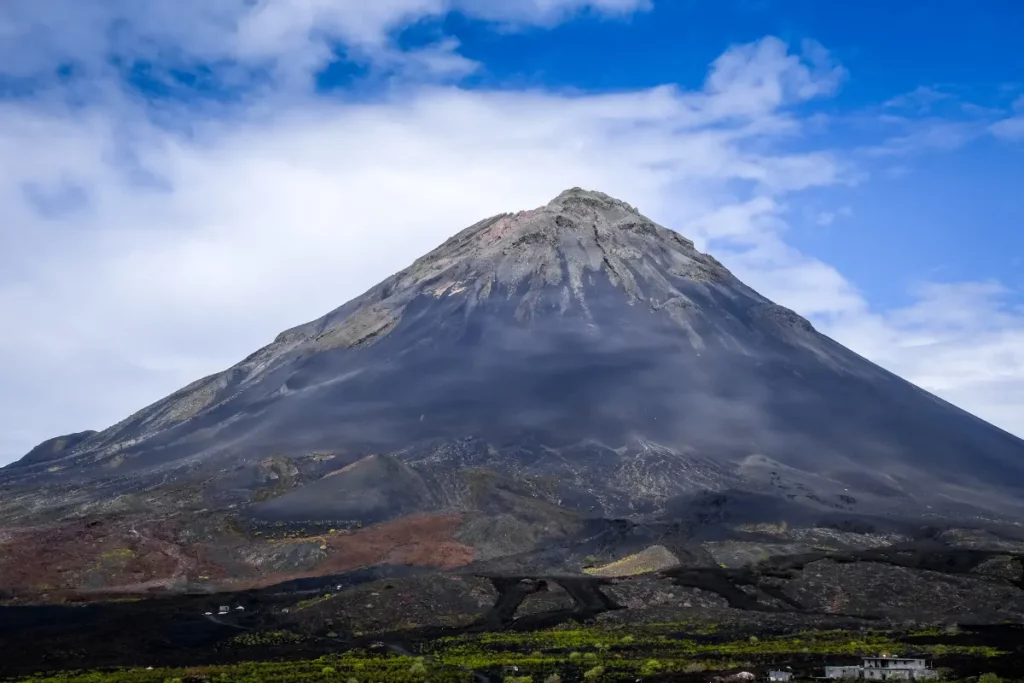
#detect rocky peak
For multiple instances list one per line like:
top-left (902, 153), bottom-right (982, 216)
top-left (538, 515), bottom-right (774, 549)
top-left (419, 187), bottom-right (716, 288)
top-left (271, 188), bottom-right (732, 353)
top-left (545, 186), bottom-right (641, 215)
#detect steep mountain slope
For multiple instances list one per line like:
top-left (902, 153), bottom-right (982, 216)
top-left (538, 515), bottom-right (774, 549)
top-left (4, 188), bottom-right (1024, 526)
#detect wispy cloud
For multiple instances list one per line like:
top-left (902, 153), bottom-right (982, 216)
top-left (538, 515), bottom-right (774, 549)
top-left (0, 0), bottom-right (651, 87)
top-left (991, 116), bottom-right (1024, 141)
top-left (872, 86), bottom-right (1024, 149)
top-left (883, 85), bottom-right (952, 113)
top-left (814, 206), bottom-right (852, 226)
top-left (863, 117), bottom-right (984, 157)
top-left (988, 95), bottom-right (1024, 140)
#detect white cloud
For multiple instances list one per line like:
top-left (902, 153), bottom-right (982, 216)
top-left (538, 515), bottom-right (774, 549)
top-left (875, 89), bottom-right (1024, 146)
top-left (991, 116), bottom-right (1024, 141)
top-left (814, 205), bottom-right (852, 226)
top-left (703, 37), bottom-right (846, 118)
top-left (1, 18), bottom-right (1023, 465)
top-left (865, 118), bottom-right (983, 156)
top-left (989, 95), bottom-right (1024, 140)
top-left (883, 85), bottom-right (951, 113)
top-left (0, 0), bottom-right (650, 86)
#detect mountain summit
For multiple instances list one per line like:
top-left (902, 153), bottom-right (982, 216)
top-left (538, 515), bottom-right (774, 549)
top-left (6, 188), bottom-right (1024, 525)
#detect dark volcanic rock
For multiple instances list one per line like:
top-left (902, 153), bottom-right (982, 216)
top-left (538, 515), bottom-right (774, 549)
top-left (5, 188), bottom-right (1024, 526)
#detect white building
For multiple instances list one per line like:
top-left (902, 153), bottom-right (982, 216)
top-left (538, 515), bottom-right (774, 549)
top-left (769, 671), bottom-right (794, 682)
top-left (825, 657), bottom-right (938, 681)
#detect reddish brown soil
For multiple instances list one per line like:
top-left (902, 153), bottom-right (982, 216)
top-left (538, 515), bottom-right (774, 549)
top-left (216, 513), bottom-right (477, 591)
top-left (321, 513), bottom-right (475, 571)
top-left (0, 512), bottom-right (475, 602)
top-left (0, 516), bottom-right (192, 597)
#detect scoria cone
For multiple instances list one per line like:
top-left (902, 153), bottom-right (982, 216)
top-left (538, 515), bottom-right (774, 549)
top-left (6, 188), bottom-right (1024, 524)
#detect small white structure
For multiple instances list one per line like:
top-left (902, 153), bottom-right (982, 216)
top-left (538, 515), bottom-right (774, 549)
top-left (825, 657), bottom-right (938, 681)
top-left (236, 606), bottom-right (245, 611)
top-left (769, 672), bottom-right (794, 682)
top-left (218, 605), bottom-right (230, 614)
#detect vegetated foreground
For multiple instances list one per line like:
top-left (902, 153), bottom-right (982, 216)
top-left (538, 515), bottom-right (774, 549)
top-left (6, 621), bottom-right (1023, 683)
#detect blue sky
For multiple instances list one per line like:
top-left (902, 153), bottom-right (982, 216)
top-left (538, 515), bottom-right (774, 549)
top-left (0, 0), bottom-right (1022, 464)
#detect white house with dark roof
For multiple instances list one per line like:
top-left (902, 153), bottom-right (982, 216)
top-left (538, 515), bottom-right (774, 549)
top-left (824, 656), bottom-right (938, 680)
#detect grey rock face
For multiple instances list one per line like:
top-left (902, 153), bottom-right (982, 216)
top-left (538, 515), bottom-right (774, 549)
top-left (7, 188), bottom-right (1024, 522)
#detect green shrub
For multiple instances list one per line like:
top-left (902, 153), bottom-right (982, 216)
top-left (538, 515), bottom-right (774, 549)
top-left (640, 659), bottom-right (663, 676)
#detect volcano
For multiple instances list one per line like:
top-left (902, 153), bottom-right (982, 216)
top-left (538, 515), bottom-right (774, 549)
top-left (6, 188), bottom-right (1024, 527)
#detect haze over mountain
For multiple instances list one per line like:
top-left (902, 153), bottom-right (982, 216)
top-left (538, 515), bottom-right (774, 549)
top-left (5, 188), bottom-right (1023, 527)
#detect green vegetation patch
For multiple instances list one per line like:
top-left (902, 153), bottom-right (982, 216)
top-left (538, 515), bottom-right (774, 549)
top-left (11, 652), bottom-right (473, 683)
top-left (228, 630), bottom-right (305, 648)
top-left (10, 625), bottom-right (1013, 683)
